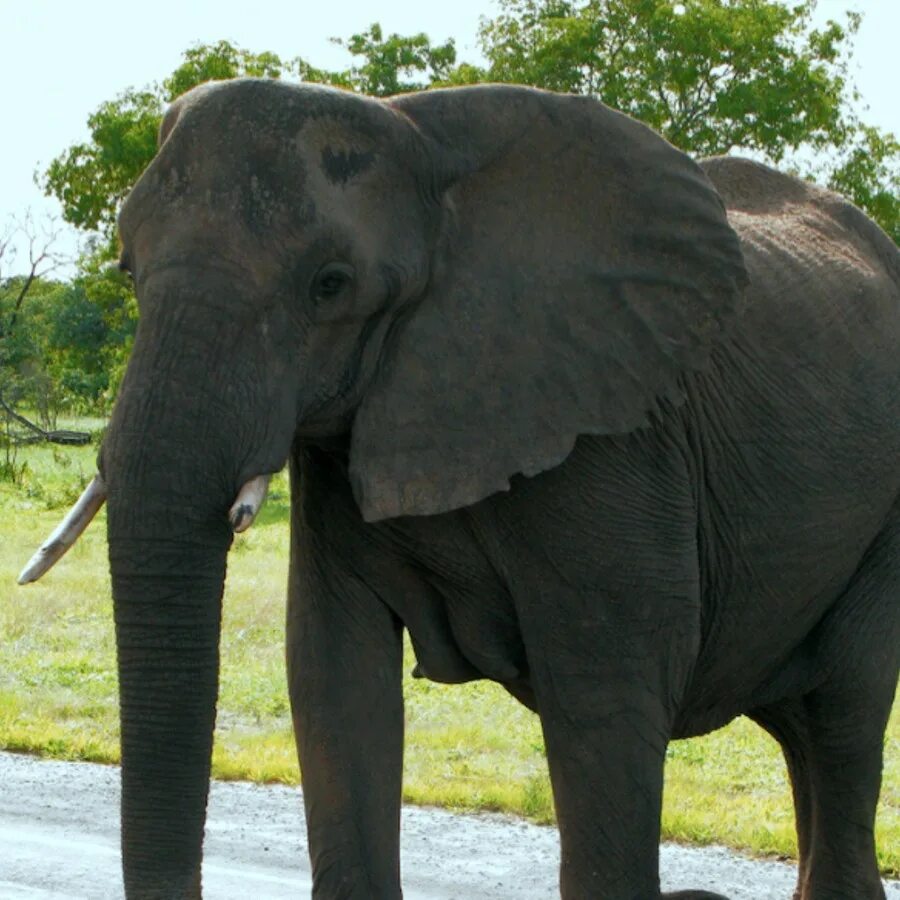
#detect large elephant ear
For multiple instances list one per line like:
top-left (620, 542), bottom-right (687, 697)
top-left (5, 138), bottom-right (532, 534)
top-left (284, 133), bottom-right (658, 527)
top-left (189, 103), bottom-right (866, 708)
top-left (350, 85), bottom-right (748, 521)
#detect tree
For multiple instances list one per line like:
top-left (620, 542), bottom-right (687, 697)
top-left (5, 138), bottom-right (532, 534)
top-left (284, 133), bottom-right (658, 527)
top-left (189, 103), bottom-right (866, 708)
top-left (0, 213), bottom-right (66, 348)
top-left (65, 254), bottom-right (137, 407)
top-left (44, 280), bottom-right (120, 410)
top-left (0, 215), bottom-right (66, 430)
top-left (43, 7), bottom-right (899, 262)
top-left (827, 126), bottom-right (900, 245)
top-left (43, 90), bottom-right (161, 245)
top-left (480, 0), bottom-right (853, 158)
top-left (299, 24), bottom-right (457, 96)
top-left (162, 39), bottom-right (287, 101)
top-left (0, 216), bottom-right (90, 472)
top-left (475, 0), bottom-right (897, 238)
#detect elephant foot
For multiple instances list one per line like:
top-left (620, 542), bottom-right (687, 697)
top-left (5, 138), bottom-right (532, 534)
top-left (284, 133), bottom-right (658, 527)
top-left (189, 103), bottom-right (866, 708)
top-left (663, 892), bottom-right (730, 900)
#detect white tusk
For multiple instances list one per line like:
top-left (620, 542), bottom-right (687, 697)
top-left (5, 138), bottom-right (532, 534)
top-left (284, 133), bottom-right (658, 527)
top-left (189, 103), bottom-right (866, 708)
top-left (229, 474), bottom-right (270, 533)
top-left (18, 475), bottom-right (107, 585)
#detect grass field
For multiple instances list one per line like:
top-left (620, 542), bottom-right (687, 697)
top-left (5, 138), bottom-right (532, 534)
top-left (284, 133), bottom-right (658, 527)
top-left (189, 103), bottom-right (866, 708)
top-left (1, 421), bottom-right (897, 875)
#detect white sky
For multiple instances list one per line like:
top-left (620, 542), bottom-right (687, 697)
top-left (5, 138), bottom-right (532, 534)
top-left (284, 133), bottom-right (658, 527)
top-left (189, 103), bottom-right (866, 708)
top-left (1, 0), bottom-right (897, 275)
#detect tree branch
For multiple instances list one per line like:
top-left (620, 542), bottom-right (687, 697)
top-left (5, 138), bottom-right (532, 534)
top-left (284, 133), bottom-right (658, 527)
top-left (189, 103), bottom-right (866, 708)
top-left (0, 213), bottom-right (67, 340)
top-left (0, 394), bottom-right (90, 446)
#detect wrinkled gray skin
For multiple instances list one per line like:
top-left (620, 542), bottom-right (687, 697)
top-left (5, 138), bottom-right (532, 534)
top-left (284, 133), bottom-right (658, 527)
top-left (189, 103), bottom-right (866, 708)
top-left (103, 79), bottom-right (900, 900)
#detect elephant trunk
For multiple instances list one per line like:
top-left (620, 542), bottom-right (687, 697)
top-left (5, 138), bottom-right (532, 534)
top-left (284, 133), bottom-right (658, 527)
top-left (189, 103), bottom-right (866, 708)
top-left (111, 537), bottom-right (226, 898)
top-left (98, 275), bottom-right (296, 897)
top-left (105, 419), bottom-right (233, 897)
top-left (103, 296), bottom-right (240, 898)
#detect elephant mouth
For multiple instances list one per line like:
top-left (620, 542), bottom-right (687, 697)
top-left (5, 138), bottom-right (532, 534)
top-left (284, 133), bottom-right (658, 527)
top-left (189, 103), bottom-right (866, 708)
top-left (17, 471), bottom-right (271, 584)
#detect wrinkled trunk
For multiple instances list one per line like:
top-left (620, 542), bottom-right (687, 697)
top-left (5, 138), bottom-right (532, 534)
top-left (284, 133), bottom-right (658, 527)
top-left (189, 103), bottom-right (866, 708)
top-left (103, 275), bottom-right (296, 897)
top-left (106, 427), bottom-right (233, 898)
top-left (104, 297), bottom-right (238, 899)
top-left (111, 536), bottom-right (227, 898)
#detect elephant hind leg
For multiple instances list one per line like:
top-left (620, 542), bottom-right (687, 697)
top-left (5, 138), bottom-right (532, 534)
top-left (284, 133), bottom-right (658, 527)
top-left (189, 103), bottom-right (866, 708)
top-left (753, 505), bottom-right (900, 900)
top-left (748, 698), bottom-right (813, 900)
top-left (752, 687), bottom-right (891, 900)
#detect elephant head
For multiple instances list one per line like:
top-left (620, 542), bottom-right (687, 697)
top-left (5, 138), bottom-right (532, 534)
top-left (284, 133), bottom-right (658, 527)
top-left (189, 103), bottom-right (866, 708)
top-left (21, 79), bottom-right (746, 896)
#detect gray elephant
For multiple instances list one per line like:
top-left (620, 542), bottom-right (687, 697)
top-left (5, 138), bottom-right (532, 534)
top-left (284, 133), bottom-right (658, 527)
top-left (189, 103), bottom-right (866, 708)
top-left (21, 79), bottom-right (899, 900)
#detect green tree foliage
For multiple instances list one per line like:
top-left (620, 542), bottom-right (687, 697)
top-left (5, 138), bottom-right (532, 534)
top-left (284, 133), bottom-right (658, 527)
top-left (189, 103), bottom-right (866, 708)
top-left (481, 0), bottom-right (853, 158)
top-left (45, 6), bottom-right (898, 250)
top-left (69, 257), bottom-right (137, 405)
top-left (475, 0), bottom-right (898, 239)
top-left (1, 275), bottom-right (68, 431)
top-left (43, 91), bottom-right (161, 242)
top-left (1, 218), bottom-right (134, 423)
top-left (827, 125), bottom-right (900, 245)
top-left (0, 273), bottom-right (131, 419)
top-left (163, 40), bottom-right (288, 101)
top-left (46, 275), bottom-right (136, 409)
top-left (0, 217), bottom-right (67, 427)
top-left (300, 24), bottom-right (458, 96)
top-left (1, 276), bottom-right (57, 384)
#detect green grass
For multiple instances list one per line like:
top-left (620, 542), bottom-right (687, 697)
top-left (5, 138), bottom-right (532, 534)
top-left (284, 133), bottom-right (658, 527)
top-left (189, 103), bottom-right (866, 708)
top-left (1, 423), bottom-right (897, 876)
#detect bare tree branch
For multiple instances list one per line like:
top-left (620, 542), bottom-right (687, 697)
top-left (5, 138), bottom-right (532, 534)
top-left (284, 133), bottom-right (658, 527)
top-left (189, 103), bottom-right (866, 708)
top-left (0, 212), bottom-right (68, 341)
top-left (0, 220), bottom-right (86, 449)
top-left (0, 393), bottom-right (90, 446)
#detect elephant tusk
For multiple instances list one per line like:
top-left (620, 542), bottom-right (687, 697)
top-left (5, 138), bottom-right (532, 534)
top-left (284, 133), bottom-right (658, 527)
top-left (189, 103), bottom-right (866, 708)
top-left (229, 474), bottom-right (270, 533)
top-left (18, 475), bottom-right (107, 585)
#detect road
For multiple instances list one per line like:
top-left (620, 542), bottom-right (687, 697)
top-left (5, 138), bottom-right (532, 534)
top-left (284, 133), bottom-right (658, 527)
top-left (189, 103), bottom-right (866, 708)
top-left (2, 752), bottom-right (898, 899)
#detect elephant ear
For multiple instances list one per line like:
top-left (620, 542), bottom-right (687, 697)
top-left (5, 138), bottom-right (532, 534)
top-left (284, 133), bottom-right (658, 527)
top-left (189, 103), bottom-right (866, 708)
top-left (350, 85), bottom-right (748, 521)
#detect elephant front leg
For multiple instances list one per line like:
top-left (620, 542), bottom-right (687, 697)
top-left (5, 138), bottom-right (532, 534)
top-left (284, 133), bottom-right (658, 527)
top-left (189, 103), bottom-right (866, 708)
top-left (287, 558), bottom-right (404, 899)
top-left (537, 681), bottom-right (670, 898)
top-left (518, 592), bottom-right (709, 900)
top-left (540, 686), bottom-right (732, 900)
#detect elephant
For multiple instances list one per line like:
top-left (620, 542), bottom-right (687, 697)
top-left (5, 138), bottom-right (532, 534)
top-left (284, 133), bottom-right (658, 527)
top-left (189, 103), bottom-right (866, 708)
top-left (20, 78), bottom-right (900, 900)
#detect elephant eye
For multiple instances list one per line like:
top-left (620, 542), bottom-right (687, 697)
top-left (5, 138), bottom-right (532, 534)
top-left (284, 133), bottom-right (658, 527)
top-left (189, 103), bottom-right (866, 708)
top-left (311, 262), bottom-right (355, 303)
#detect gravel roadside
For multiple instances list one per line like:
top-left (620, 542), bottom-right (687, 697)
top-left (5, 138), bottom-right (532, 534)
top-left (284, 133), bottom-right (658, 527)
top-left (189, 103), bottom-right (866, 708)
top-left (1, 751), bottom-right (897, 899)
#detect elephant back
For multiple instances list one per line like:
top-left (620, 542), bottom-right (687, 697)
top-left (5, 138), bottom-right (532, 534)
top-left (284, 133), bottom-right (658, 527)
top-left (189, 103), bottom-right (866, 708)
top-left (702, 156), bottom-right (900, 288)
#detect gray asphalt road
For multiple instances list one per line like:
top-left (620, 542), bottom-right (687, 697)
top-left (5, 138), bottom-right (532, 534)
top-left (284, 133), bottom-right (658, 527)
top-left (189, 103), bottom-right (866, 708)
top-left (1, 752), bottom-right (897, 899)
